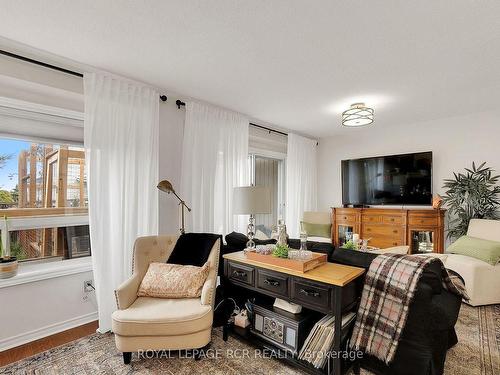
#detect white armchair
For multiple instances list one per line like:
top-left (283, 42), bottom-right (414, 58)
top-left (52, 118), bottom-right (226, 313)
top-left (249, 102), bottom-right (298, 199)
top-left (443, 219), bottom-right (500, 306)
top-left (111, 235), bottom-right (220, 363)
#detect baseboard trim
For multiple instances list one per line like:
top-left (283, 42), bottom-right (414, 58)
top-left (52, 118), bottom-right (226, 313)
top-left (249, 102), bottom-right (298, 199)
top-left (0, 311), bottom-right (98, 352)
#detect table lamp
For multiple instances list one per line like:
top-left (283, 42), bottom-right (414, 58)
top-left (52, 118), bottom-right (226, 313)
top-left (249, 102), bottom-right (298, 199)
top-left (233, 186), bottom-right (271, 248)
top-left (157, 180), bottom-right (191, 234)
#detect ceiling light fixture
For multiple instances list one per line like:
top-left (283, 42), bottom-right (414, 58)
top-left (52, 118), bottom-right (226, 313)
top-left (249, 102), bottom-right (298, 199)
top-left (342, 103), bottom-right (374, 127)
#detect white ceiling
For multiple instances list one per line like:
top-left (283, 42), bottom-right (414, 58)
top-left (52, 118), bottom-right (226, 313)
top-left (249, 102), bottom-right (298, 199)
top-left (0, 1), bottom-right (499, 138)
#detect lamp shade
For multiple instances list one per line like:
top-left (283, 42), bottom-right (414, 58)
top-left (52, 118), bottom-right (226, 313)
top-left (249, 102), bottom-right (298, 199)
top-left (233, 186), bottom-right (271, 215)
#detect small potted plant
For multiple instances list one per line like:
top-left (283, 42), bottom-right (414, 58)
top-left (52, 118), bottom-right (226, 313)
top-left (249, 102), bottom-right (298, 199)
top-left (0, 216), bottom-right (18, 279)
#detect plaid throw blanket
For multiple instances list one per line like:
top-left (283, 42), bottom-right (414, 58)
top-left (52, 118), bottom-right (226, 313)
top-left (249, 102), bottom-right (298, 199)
top-left (350, 254), bottom-right (468, 364)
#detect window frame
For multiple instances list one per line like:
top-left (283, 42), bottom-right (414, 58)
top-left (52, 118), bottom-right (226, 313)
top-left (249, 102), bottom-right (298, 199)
top-left (0, 97), bottom-right (89, 285)
top-left (248, 148), bottom-right (287, 225)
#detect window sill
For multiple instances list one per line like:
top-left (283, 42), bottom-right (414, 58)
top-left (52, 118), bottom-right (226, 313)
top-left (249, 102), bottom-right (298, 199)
top-left (0, 257), bottom-right (93, 289)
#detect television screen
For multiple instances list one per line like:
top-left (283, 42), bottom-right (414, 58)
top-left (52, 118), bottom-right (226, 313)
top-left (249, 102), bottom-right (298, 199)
top-left (342, 152), bottom-right (432, 206)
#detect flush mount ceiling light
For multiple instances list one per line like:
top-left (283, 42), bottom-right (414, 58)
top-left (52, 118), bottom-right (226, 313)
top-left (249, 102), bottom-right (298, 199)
top-left (342, 103), bottom-right (374, 127)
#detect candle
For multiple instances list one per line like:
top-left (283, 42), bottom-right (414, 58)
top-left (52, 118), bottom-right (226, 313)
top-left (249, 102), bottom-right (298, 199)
top-left (352, 234), bottom-right (360, 249)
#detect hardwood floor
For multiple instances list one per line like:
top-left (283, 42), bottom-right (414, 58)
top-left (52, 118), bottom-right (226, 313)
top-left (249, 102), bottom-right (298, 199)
top-left (0, 321), bottom-right (98, 367)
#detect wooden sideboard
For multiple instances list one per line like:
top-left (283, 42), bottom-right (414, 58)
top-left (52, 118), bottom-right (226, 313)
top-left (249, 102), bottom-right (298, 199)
top-left (331, 207), bottom-right (446, 254)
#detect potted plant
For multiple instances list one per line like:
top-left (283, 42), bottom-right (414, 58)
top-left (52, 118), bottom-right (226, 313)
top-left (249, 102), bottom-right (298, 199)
top-left (442, 162), bottom-right (500, 240)
top-left (0, 216), bottom-right (18, 279)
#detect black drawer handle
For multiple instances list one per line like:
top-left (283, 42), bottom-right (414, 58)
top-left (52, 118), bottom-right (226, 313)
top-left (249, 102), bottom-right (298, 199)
top-left (232, 270), bottom-right (247, 278)
top-left (299, 288), bottom-right (320, 298)
top-left (264, 278), bottom-right (280, 287)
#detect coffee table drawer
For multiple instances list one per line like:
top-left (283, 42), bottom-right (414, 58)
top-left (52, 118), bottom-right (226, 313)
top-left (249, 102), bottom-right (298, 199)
top-left (256, 269), bottom-right (289, 298)
top-left (228, 262), bottom-right (254, 286)
top-left (291, 278), bottom-right (331, 312)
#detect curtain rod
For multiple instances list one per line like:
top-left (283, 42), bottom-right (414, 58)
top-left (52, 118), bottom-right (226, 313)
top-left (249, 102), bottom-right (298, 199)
top-left (250, 123), bottom-right (287, 136)
top-left (250, 123), bottom-right (319, 145)
top-left (0, 49), bottom-right (168, 102)
top-left (0, 50), bottom-right (317, 143)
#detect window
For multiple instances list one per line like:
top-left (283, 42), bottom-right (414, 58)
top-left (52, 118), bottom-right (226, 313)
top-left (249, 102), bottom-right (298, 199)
top-left (0, 138), bottom-right (89, 263)
top-left (249, 154), bottom-right (286, 237)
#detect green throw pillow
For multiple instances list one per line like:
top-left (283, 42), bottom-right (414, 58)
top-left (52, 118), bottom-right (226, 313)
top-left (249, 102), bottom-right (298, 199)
top-left (447, 235), bottom-right (500, 266)
top-left (300, 221), bottom-right (331, 238)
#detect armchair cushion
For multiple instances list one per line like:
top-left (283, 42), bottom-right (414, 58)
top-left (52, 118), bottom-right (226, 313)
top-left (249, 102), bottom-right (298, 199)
top-left (168, 233), bottom-right (222, 266)
top-left (112, 297), bottom-right (212, 336)
top-left (138, 262), bottom-right (210, 298)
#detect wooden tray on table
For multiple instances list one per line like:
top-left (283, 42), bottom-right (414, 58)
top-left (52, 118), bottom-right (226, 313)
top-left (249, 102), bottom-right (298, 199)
top-left (245, 251), bottom-right (327, 273)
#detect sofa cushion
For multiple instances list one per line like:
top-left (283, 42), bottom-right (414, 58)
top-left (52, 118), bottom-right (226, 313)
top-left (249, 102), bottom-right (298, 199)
top-left (225, 231), bottom-right (276, 249)
top-left (167, 233), bottom-right (221, 266)
top-left (112, 297), bottom-right (212, 336)
top-left (331, 249), bottom-right (443, 293)
top-left (447, 235), bottom-right (500, 265)
top-left (330, 248), bottom-right (378, 269)
top-left (300, 221), bottom-right (332, 238)
top-left (138, 262), bottom-right (210, 298)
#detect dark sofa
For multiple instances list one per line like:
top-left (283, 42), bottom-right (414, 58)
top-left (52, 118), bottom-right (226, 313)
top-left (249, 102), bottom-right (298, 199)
top-left (331, 249), bottom-right (462, 375)
top-left (223, 231), bottom-right (335, 259)
top-left (221, 233), bottom-right (462, 375)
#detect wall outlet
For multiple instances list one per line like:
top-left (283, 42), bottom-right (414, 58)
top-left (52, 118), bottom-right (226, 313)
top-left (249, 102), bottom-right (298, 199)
top-left (83, 280), bottom-right (95, 293)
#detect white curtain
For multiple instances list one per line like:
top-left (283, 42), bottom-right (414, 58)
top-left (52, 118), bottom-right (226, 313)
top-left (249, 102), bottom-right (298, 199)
top-left (180, 101), bottom-right (249, 235)
top-left (286, 133), bottom-right (318, 237)
top-left (84, 72), bottom-right (159, 332)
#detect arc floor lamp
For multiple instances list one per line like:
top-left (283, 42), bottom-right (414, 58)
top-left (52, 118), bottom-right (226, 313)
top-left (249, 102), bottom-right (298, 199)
top-left (157, 180), bottom-right (191, 234)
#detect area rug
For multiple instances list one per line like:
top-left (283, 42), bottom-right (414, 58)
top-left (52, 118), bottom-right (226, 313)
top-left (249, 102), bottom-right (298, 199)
top-left (1, 304), bottom-right (498, 375)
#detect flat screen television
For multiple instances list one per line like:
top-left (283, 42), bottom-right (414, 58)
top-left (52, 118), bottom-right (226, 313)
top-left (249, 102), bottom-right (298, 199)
top-left (342, 151), bottom-right (432, 206)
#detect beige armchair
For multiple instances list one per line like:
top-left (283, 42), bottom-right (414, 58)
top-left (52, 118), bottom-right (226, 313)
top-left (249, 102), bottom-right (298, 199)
top-left (111, 235), bottom-right (220, 364)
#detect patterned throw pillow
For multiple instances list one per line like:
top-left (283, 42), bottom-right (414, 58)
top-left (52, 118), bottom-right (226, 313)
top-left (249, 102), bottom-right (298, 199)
top-left (138, 262), bottom-right (210, 298)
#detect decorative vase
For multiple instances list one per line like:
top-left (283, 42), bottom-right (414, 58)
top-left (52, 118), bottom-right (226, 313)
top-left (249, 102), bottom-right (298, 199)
top-left (277, 219), bottom-right (288, 247)
top-left (0, 257), bottom-right (18, 279)
top-left (432, 194), bottom-right (443, 209)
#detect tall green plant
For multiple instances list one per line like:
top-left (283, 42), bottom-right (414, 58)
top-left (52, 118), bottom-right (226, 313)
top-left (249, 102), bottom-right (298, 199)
top-left (442, 162), bottom-right (500, 240)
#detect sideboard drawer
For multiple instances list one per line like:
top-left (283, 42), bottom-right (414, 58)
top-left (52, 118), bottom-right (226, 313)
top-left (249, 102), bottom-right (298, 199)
top-left (228, 262), bottom-right (254, 286)
top-left (291, 278), bottom-right (331, 312)
top-left (383, 215), bottom-right (404, 225)
top-left (362, 214), bottom-right (382, 223)
top-left (408, 215), bottom-right (438, 226)
top-left (362, 224), bottom-right (404, 237)
top-left (256, 269), bottom-right (289, 298)
top-left (336, 214), bottom-right (357, 223)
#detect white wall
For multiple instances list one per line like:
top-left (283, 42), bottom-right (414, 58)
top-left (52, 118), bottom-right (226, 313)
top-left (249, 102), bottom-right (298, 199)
top-left (0, 270), bottom-right (98, 350)
top-left (317, 110), bottom-right (500, 210)
top-left (159, 101), bottom-right (185, 234)
top-left (0, 56), bottom-right (98, 351)
top-left (0, 53), bottom-right (186, 349)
